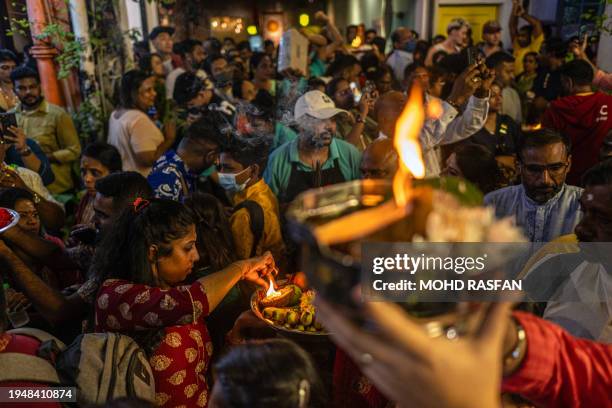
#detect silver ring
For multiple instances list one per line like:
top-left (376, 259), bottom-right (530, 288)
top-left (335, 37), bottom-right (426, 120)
top-left (359, 352), bottom-right (374, 365)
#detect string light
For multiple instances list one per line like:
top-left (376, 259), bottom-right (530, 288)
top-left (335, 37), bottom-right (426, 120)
top-left (299, 14), bottom-right (310, 27)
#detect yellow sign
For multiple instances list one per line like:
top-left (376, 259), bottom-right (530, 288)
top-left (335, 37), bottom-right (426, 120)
top-left (437, 5), bottom-right (498, 44)
top-left (247, 25), bottom-right (258, 35)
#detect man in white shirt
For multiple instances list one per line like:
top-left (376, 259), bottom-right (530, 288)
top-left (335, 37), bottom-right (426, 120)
top-left (418, 64), bottom-right (493, 176)
top-left (166, 39), bottom-right (210, 99)
top-left (486, 51), bottom-right (522, 124)
top-left (523, 159), bottom-right (612, 342)
top-left (386, 27), bottom-right (414, 83)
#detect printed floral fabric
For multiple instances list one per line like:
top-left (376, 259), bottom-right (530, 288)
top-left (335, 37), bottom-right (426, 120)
top-left (95, 279), bottom-right (212, 407)
top-left (147, 149), bottom-right (196, 202)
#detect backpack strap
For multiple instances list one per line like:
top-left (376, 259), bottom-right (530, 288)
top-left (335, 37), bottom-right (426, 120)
top-left (8, 328), bottom-right (66, 350)
top-left (234, 200), bottom-right (265, 257)
top-left (0, 353), bottom-right (61, 384)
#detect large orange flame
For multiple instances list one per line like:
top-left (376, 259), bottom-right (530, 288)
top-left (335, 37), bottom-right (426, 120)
top-left (392, 84), bottom-right (426, 207)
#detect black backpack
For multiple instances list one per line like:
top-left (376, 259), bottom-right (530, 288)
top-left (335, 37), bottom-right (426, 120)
top-left (234, 200), bottom-right (264, 257)
top-left (0, 328), bottom-right (155, 405)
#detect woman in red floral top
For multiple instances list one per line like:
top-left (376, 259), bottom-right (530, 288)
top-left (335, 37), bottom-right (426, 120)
top-left (93, 198), bottom-right (275, 407)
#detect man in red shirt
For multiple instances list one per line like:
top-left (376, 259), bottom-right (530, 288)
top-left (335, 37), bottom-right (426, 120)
top-left (543, 59), bottom-right (612, 186)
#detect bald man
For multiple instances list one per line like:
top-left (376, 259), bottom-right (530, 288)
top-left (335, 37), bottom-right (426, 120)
top-left (360, 138), bottom-right (399, 179)
top-left (374, 91), bottom-right (407, 139)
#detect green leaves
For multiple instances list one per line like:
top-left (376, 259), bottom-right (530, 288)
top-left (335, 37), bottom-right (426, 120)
top-left (35, 23), bottom-right (84, 79)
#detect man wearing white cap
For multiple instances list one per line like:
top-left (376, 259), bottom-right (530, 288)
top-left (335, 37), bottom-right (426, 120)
top-left (263, 90), bottom-right (362, 205)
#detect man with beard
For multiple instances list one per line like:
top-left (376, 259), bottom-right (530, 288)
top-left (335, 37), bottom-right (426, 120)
top-left (484, 129), bottom-right (582, 242)
top-left (0, 172), bottom-right (152, 329)
top-left (543, 59), bottom-right (612, 186)
top-left (521, 159), bottom-right (612, 341)
top-left (166, 39), bottom-right (210, 99)
top-left (509, 0), bottom-right (544, 76)
top-left (263, 90), bottom-right (361, 206)
top-left (485, 52), bottom-right (522, 124)
top-left (12, 67), bottom-right (81, 195)
top-left (327, 77), bottom-right (378, 150)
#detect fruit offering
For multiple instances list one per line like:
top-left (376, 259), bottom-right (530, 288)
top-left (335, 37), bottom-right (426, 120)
top-left (260, 289), bottom-right (325, 334)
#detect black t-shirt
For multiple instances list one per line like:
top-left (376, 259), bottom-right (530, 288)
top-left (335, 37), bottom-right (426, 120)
top-left (469, 114), bottom-right (521, 156)
top-left (533, 68), bottom-right (562, 102)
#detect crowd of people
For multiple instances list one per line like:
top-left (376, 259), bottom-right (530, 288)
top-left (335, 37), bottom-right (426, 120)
top-left (0, 1), bottom-right (611, 406)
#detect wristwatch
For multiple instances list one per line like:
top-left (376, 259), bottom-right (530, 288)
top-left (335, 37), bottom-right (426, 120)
top-left (18, 146), bottom-right (32, 157)
top-left (355, 114), bottom-right (366, 124)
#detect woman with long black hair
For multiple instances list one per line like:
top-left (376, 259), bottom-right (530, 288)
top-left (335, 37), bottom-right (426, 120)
top-left (107, 70), bottom-right (176, 176)
top-left (93, 198), bottom-right (274, 407)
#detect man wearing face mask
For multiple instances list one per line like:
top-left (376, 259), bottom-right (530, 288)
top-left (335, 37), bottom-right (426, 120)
top-left (386, 27), bottom-right (415, 83)
top-left (484, 129), bottom-right (583, 242)
top-left (148, 115), bottom-right (225, 202)
top-left (218, 138), bottom-right (284, 261)
top-left (208, 55), bottom-right (237, 113)
top-left (263, 90), bottom-right (361, 206)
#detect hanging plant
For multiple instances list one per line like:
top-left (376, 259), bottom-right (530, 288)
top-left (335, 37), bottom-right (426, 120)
top-left (159, 0), bottom-right (176, 10)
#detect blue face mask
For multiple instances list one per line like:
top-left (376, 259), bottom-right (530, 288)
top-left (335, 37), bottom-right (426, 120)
top-left (403, 40), bottom-right (416, 53)
top-left (218, 167), bottom-right (251, 193)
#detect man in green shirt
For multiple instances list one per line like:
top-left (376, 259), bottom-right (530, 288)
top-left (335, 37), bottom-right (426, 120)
top-left (12, 67), bottom-right (81, 195)
top-left (263, 90), bottom-right (361, 205)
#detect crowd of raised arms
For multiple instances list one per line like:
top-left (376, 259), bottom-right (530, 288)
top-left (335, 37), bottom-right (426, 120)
top-left (0, 2), bottom-right (610, 407)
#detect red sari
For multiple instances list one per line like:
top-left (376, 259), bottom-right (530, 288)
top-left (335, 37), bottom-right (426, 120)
top-left (95, 279), bottom-right (212, 407)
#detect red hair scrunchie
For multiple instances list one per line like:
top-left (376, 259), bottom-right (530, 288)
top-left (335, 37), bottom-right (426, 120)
top-left (133, 197), bottom-right (150, 213)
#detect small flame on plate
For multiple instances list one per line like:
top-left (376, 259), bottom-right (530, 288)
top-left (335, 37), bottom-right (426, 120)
top-left (266, 275), bottom-right (280, 297)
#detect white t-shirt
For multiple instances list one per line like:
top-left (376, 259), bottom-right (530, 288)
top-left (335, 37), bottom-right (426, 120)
top-left (107, 110), bottom-right (164, 177)
top-left (166, 67), bottom-right (186, 99)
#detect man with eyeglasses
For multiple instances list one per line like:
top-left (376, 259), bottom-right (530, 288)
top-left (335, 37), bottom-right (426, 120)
top-left (484, 129), bottom-right (583, 242)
